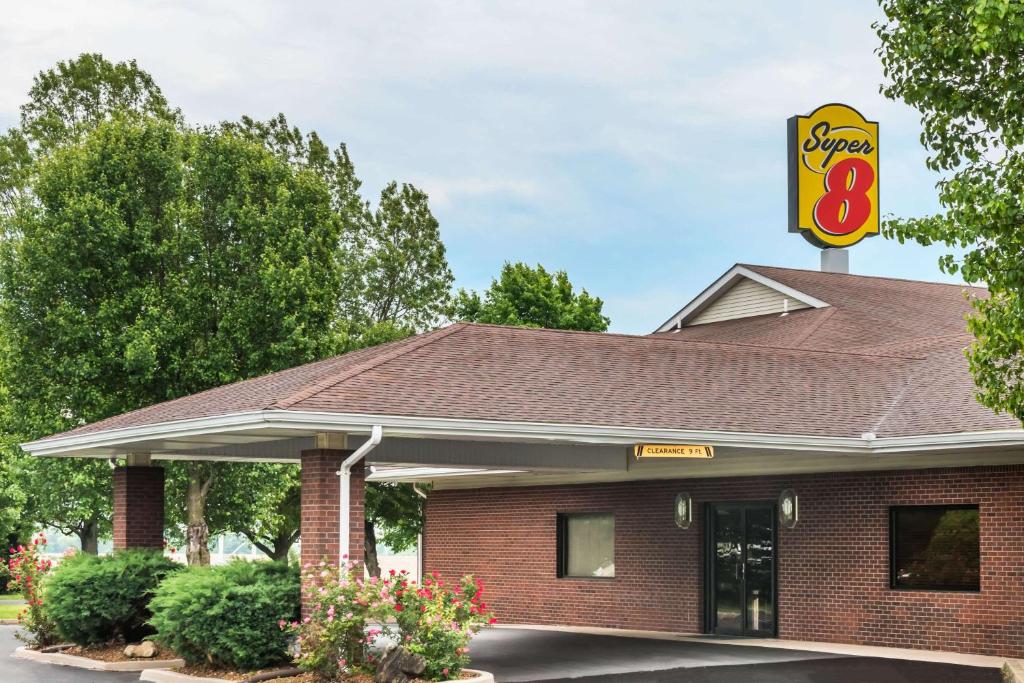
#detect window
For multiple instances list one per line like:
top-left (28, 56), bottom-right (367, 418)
top-left (557, 513), bottom-right (615, 578)
top-left (890, 505), bottom-right (980, 591)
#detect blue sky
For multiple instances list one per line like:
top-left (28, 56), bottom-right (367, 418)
top-left (0, 1), bottom-right (960, 333)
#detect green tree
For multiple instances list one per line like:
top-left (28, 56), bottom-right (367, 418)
top-left (165, 463), bottom-right (301, 562)
top-left (349, 182), bottom-right (454, 335)
top-left (0, 114), bottom-right (345, 564)
top-left (19, 52), bottom-right (180, 153)
top-left (227, 115), bottom-right (454, 343)
top-left (0, 54), bottom-right (179, 553)
top-left (229, 116), bottom-right (451, 572)
top-left (364, 483), bottom-right (424, 578)
top-left (876, 0), bottom-right (1024, 422)
top-left (452, 262), bottom-right (609, 331)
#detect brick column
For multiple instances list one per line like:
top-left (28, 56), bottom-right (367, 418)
top-left (300, 449), bottom-right (365, 568)
top-left (112, 466), bottom-right (165, 550)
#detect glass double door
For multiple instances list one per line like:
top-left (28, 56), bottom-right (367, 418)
top-left (706, 503), bottom-right (776, 636)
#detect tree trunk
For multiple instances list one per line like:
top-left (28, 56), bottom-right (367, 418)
top-left (271, 532), bottom-right (297, 562)
top-left (364, 519), bottom-right (380, 577)
top-left (78, 520), bottom-right (99, 554)
top-left (244, 527), bottom-right (299, 563)
top-left (186, 463), bottom-right (213, 566)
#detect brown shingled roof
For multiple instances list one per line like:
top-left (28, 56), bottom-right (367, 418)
top-left (35, 264), bottom-right (1019, 445)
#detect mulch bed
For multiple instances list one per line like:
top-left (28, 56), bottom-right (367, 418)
top-left (268, 676), bottom-right (451, 683)
top-left (180, 669), bottom-right (472, 683)
top-left (174, 664), bottom-right (295, 681)
top-left (66, 642), bottom-right (171, 662)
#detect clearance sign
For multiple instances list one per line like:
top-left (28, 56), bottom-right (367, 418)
top-left (634, 444), bottom-right (714, 459)
top-left (787, 103), bottom-right (879, 248)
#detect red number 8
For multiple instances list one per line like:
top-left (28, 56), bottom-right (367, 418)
top-left (813, 157), bottom-right (874, 235)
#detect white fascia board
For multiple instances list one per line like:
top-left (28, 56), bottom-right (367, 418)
top-left (654, 265), bottom-right (830, 333)
top-left (867, 429), bottom-right (1024, 453)
top-left (22, 411), bottom-right (272, 457)
top-left (22, 408), bottom-right (1024, 459)
top-left (23, 409), bottom-right (865, 456)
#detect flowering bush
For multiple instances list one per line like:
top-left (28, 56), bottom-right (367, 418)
top-left (289, 560), bottom-right (495, 681)
top-left (392, 571), bottom-right (496, 680)
top-left (2, 533), bottom-right (58, 647)
top-left (289, 559), bottom-right (393, 678)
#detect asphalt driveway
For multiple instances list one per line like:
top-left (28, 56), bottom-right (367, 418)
top-left (467, 629), bottom-right (1003, 683)
top-left (1, 624), bottom-right (1003, 683)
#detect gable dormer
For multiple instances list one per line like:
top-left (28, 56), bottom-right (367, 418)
top-left (655, 264), bottom-right (830, 332)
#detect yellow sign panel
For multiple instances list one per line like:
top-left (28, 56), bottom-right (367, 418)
top-left (788, 103), bottom-right (879, 249)
top-left (633, 444), bottom-right (714, 459)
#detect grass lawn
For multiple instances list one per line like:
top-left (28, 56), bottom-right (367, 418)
top-left (0, 603), bottom-right (23, 619)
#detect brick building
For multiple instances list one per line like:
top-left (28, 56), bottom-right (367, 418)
top-left (24, 263), bottom-right (1024, 658)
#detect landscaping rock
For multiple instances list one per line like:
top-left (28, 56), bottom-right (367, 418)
top-left (374, 645), bottom-right (426, 683)
top-left (124, 641), bottom-right (158, 658)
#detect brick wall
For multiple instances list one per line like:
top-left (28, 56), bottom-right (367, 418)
top-left (112, 466), bottom-right (165, 550)
top-left (424, 465), bottom-right (1024, 657)
top-left (300, 449), bottom-right (365, 568)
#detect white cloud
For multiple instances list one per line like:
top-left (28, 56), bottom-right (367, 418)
top-left (0, 1), bottom-right (951, 333)
top-left (417, 176), bottom-right (543, 209)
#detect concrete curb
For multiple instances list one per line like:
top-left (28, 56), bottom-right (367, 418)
top-left (140, 667), bottom-right (494, 683)
top-left (14, 646), bottom-right (185, 671)
top-left (0, 620), bottom-right (17, 626)
top-left (140, 669), bottom-right (225, 683)
top-left (1004, 659), bottom-right (1024, 682)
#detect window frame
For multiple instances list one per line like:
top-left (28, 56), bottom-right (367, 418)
top-left (556, 511), bottom-right (616, 580)
top-left (888, 504), bottom-right (981, 593)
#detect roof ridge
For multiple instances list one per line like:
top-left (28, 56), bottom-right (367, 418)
top-left (741, 263), bottom-right (988, 291)
top-left (460, 321), bottom-right (933, 362)
top-left (461, 321), bottom-right (928, 360)
top-left (270, 322), bottom-right (470, 410)
top-left (657, 335), bottom-right (928, 361)
top-left (459, 321), bottom-right (659, 340)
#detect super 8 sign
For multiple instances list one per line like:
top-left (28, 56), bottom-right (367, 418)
top-left (787, 104), bottom-right (879, 248)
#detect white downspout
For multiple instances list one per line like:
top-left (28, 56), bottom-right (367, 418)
top-left (337, 425), bottom-right (383, 565)
top-left (413, 484), bottom-right (428, 583)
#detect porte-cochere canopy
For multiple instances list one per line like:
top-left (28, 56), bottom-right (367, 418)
top-left (24, 265), bottom-right (1024, 488)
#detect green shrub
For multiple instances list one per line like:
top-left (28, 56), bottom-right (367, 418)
top-left (149, 560), bottom-right (299, 671)
top-left (45, 549), bottom-right (180, 645)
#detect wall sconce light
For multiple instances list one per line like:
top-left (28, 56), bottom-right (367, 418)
top-left (779, 489), bottom-right (798, 529)
top-left (674, 492), bottom-right (692, 529)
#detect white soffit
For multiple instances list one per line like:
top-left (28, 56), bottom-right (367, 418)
top-left (654, 265), bottom-right (830, 333)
